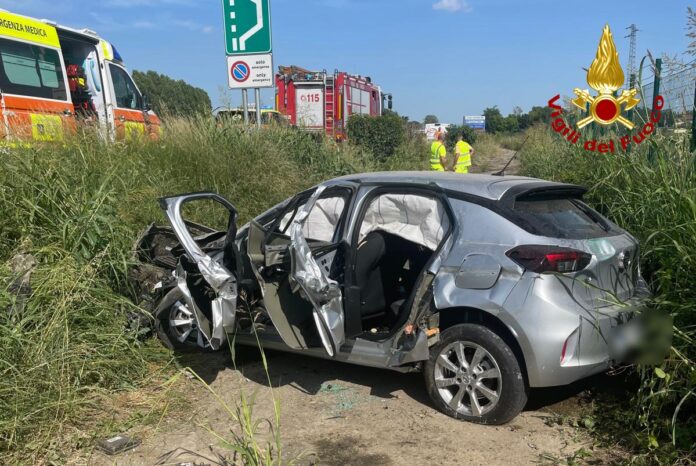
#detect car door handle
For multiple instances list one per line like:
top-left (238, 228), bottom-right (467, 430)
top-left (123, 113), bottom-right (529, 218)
top-left (118, 116), bottom-right (126, 122)
top-left (63, 109), bottom-right (72, 116)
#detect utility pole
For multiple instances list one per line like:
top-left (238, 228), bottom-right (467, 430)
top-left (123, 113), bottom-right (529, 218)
top-left (625, 24), bottom-right (639, 123)
top-left (625, 24), bottom-right (639, 83)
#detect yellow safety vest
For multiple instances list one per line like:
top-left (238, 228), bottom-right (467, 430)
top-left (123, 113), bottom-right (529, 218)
top-left (455, 141), bottom-right (472, 174)
top-left (430, 141), bottom-right (446, 171)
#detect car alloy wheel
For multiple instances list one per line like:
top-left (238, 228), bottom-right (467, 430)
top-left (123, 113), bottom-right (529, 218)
top-left (424, 324), bottom-right (528, 424)
top-left (434, 341), bottom-right (502, 416)
top-left (169, 300), bottom-right (199, 345)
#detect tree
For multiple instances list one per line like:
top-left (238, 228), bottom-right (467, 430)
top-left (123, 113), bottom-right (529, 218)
top-left (528, 106), bottom-right (552, 125)
top-left (444, 125), bottom-right (477, 149)
top-left (423, 114), bottom-right (439, 124)
top-left (347, 113), bottom-right (406, 159)
top-left (502, 115), bottom-right (520, 133)
top-left (132, 70), bottom-right (212, 118)
top-left (483, 106), bottom-right (505, 133)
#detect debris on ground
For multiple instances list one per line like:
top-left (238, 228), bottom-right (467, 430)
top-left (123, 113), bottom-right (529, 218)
top-left (96, 435), bottom-right (141, 456)
top-left (319, 382), bottom-right (363, 417)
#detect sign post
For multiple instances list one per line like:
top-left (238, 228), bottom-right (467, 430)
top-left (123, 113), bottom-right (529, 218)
top-left (255, 88), bottom-right (262, 129)
top-left (242, 89), bottom-right (249, 125)
top-left (222, 0), bottom-right (273, 127)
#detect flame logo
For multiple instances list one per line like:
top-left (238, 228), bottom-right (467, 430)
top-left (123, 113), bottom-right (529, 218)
top-left (587, 25), bottom-right (625, 94)
top-left (572, 25), bottom-right (640, 129)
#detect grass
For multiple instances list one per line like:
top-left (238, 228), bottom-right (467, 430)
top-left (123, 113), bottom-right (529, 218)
top-left (0, 119), bottom-right (426, 463)
top-left (8, 114), bottom-right (691, 463)
top-left (518, 123), bottom-right (696, 464)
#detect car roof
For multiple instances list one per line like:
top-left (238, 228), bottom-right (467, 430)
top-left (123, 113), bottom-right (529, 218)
top-left (332, 171), bottom-right (575, 201)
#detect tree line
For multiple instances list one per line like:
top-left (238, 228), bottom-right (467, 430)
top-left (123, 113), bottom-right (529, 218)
top-left (418, 106), bottom-right (553, 134)
top-left (132, 70), bottom-right (212, 118)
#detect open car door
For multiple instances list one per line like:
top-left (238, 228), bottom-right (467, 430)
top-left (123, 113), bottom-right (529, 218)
top-left (247, 185), bottom-right (350, 357)
top-left (159, 193), bottom-right (239, 351)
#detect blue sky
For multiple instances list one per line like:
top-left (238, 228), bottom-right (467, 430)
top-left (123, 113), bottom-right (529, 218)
top-left (1, 0), bottom-right (691, 123)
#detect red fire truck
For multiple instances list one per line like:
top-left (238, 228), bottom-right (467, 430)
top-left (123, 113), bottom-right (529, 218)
top-left (275, 65), bottom-right (392, 140)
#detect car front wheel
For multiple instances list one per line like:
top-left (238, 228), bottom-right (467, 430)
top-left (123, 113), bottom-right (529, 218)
top-left (424, 323), bottom-right (528, 425)
top-left (154, 287), bottom-right (219, 353)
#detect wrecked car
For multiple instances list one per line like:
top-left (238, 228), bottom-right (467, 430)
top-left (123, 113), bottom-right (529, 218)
top-left (135, 172), bottom-right (652, 424)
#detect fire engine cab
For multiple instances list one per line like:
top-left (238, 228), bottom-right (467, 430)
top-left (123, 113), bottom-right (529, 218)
top-left (275, 65), bottom-right (392, 140)
top-left (0, 10), bottom-right (160, 143)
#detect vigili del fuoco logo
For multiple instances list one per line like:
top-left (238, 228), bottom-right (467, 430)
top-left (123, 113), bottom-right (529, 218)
top-left (548, 25), bottom-right (663, 153)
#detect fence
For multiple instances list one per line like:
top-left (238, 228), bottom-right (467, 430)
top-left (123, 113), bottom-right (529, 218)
top-left (637, 58), bottom-right (696, 144)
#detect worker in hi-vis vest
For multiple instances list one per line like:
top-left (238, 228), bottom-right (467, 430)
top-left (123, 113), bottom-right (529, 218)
top-left (430, 133), bottom-right (447, 171)
top-left (454, 134), bottom-right (474, 174)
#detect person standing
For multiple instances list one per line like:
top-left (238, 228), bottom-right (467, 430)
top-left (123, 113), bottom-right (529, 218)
top-left (454, 134), bottom-right (474, 174)
top-left (430, 133), bottom-right (447, 171)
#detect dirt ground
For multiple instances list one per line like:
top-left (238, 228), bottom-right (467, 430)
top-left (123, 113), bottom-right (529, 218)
top-left (87, 347), bottom-right (607, 466)
top-left (472, 148), bottom-right (521, 176)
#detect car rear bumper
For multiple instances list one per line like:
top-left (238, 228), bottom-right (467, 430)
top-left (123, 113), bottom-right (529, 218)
top-left (500, 274), bottom-right (651, 388)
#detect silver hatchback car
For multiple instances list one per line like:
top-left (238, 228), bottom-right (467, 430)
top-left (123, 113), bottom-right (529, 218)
top-left (135, 172), bottom-right (650, 424)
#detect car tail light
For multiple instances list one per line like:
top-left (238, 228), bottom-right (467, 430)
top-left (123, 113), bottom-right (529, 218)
top-left (506, 245), bottom-right (592, 274)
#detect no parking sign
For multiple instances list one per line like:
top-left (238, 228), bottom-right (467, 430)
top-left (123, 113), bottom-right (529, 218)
top-left (230, 61), bottom-right (250, 83)
top-left (227, 54), bottom-right (273, 89)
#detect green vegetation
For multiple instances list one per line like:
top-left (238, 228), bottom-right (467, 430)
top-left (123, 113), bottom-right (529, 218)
top-left (346, 113), bottom-right (409, 159)
top-left (423, 114), bottom-right (439, 125)
top-left (0, 121), bottom-right (425, 463)
top-left (483, 105), bottom-right (552, 134)
top-left (132, 70), bottom-right (213, 117)
top-left (519, 124), bottom-right (696, 463)
top-left (444, 124), bottom-right (477, 147)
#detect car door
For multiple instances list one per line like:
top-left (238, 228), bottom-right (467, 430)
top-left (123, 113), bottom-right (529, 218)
top-left (247, 184), bottom-right (354, 357)
top-left (159, 193), bottom-right (239, 351)
top-left (105, 61), bottom-right (147, 141)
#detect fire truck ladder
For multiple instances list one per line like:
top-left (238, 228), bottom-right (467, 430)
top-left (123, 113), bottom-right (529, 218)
top-left (324, 70), bottom-right (336, 137)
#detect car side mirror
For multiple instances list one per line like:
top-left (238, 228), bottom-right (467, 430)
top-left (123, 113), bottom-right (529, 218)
top-left (142, 94), bottom-right (152, 112)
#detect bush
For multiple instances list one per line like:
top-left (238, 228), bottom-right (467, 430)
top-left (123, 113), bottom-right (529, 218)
top-left (444, 125), bottom-right (478, 148)
top-left (346, 113), bottom-right (406, 159)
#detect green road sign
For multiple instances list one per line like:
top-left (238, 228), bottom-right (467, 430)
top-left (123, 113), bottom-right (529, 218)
top-left (222, 0), bottom-right (272, 55)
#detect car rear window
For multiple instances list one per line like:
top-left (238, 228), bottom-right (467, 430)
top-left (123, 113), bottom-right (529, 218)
top-left (513, 198), bottom-right (618, 239)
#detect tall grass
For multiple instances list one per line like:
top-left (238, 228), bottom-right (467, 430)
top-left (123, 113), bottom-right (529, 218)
top-left (519, 124), bottom-right (696, 462)
top-left (0, 119), bottom-right (426, 462)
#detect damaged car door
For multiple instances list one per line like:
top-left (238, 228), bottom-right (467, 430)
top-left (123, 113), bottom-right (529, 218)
top-left (247, 185), bottom-right (352, 357)
top-left (158, 193), bottom-right (239, 351)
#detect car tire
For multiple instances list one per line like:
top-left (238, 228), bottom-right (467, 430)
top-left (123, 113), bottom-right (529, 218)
top-left (424, 323), bottom-right (527, 425)
top-left (154, 287), bottom-right (220, 353)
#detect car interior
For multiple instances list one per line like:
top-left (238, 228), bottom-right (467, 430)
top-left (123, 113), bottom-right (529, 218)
top-left (242, 187), bottom-right (450, 347)
top-left (351, 192), bottom-right (450, 337)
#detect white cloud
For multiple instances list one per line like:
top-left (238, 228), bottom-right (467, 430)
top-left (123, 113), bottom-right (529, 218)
top-left (432, 0), bottom-right (471, 13)
top-left (172, 19), bottom-right (215, 34)
top-left (104, 0), bottom-right (194, 7)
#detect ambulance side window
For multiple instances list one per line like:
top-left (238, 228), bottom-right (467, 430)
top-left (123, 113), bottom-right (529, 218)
top-left (0, 37), bottom-right (67, 101)
top-left (108, 63), bottom-right (142, 110)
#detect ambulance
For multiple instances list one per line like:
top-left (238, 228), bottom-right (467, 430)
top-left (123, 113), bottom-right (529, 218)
top-left (0, 10), bottom-right (160, 143)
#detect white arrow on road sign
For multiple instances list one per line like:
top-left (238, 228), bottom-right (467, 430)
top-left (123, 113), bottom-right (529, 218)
top-left (223, 0), bottom-right (272, 56)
